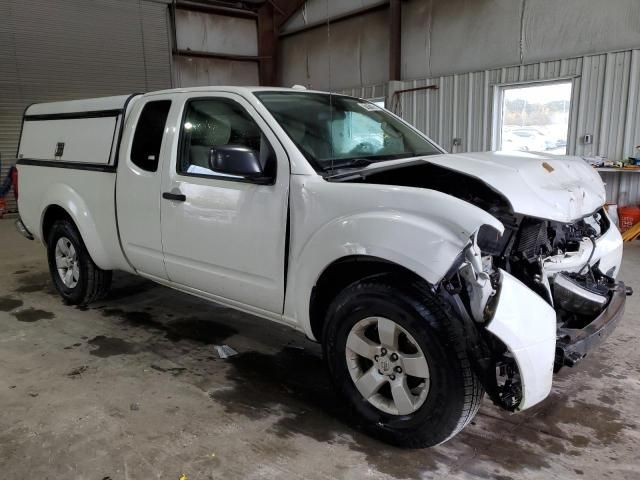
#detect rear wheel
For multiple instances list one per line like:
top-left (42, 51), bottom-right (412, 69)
top-left (46, 219), bottom-right (112, 305)
top-left (323, 277), bottom-right (483, 448)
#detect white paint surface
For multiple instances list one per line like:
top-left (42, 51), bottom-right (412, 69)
top-left (487, 270), bottom-right (557, 410)
top-left (20, 117), bottom-right (118, 164)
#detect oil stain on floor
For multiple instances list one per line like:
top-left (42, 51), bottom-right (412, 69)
top-left (12, 308), bottom-right (55, 322)
top-left (87, 335), bottom-right (137, 357)
top-left (0, 296), bottom-right (23, 312)
top-left (99, 307), bottom-right (239, 345)
top-left (13, 271), bottom-right (56, 295)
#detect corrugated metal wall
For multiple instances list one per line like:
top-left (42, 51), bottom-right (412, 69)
top-left (280, 0), bottom-right (640, 89)
top-left (600, 171), bottom-right (640, 207)
top-left (391, 49), bottom-right (640, 204)
top-left (282, 0), bottom-right (384, 33)
top-left (174, 56), bottom-right (259, 87)
top-left (337, 83), bottom-right (387, 100)
top-left (278, 7), bottom-right (389, 91)
top-left (173, 10), bottom-right (259, 87)
top-left (0, 0), bottom-right (172, 213)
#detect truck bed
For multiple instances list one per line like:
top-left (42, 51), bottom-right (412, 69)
top-left (17, 164), bottom-right (131, 272)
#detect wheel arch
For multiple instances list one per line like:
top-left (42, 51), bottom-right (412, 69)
top-left (286, 209), bottom-right (478, 341)
top-left (42, 204), bottom-right (73, 242)
top-left (309, 255), bottom-right (428, 342)
top-left (39, 193), bottom-right (112, 270)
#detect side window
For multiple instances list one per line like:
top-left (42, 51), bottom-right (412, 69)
top-left (178, 98), bottom-right (275, 178)
top-left (130, 100), bottom-right (171, 172)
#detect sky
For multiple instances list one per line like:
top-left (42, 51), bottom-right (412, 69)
top-left (504, 81), bottom-right (572, 104)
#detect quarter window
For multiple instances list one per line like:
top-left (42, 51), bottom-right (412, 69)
top-left (130, 100), bottom-right (171, 172)
top-left (178, 98), bottom-right (275, 178)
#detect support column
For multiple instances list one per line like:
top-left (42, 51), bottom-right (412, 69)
top-left (389, 0), bottom-right (402, 81)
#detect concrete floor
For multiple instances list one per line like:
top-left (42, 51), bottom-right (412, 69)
top-left (0, 219), bottom-right (639, 480)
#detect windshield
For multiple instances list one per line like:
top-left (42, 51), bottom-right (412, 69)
top-left (255, 91), bottom-right (441, 173)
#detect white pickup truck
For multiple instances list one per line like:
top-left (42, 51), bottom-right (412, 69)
top-left (15, 86), bottom-right (628, 447)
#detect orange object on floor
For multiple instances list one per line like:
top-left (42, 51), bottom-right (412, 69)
top-left (618, 206), bottom-right (640, 232)
top-left (0, 197), bottom-right (6, 218)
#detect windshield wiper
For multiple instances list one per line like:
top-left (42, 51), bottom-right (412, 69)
top-left (324, 158), bottom-right (373, 170)
top-left (322, 159), bottom-right (375, 181)
top-left (323, 157), bottom-right (429, 182)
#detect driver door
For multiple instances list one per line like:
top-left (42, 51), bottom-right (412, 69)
top-left (160, 93), bottom-right (289, 314)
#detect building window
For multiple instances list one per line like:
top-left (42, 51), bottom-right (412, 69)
top-left (495, 81), bottom-right (572, 155)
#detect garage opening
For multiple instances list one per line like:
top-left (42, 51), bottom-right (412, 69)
top-left (495, 81), bottom-right (573, 155)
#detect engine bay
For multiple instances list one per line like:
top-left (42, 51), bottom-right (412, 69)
top-left (340, 161), bottom-right (615, 319)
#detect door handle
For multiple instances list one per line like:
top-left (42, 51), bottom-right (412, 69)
top-left (162, 191), bottom-right (186, 202)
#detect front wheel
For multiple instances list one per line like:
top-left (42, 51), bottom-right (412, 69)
top-left (323, 277), bottom-right (483, 447)
top-left (46, 219), bottom-right (112, 305)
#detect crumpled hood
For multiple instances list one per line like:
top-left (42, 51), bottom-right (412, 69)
top-left (425, 151), bottom-right (606, 223)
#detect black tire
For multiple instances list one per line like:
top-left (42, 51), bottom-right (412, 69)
top-left (46, 218), bottom-right (112, 305)
top-left (323, 276), bottom-right (483, 448)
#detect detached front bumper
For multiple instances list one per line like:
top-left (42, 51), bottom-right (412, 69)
top-left (556, 281), bottom-right (630, 368)
top-left (485, 269), bottom-right (557, 411)
top-left (485, 272), bottom-right (630, 412)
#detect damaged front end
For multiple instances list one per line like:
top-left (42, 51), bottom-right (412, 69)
top-left (442, 208), bottom-right (630, 412)
top-left (336, 158), bottom-right (629, 412)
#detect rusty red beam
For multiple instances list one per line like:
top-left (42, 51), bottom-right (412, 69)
top-left (389, 0), bottom-right (401, 81)
top-left (257, 0), bottom-right (307, 86)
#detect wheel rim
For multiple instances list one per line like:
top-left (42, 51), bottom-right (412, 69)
top-left (345, 316), bottom-right (430, 415)
top-left (55, 237), bottom-right (79, 289)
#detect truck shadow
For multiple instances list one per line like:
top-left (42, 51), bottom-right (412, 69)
top-left (80, 272), bottom-right (632, 478)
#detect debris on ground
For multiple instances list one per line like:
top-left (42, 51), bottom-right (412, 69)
top-left (150, 364), bottom-right (187, 376)
top-left (214, 344), bottom-right (237, 359)
top-left (67, 365), bottom-right (89, 378)
top-left (129, 402), bottom-right (140, 411)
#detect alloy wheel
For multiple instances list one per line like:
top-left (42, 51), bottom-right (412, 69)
top-left (345, 316), bottom-right (430, 415)
top-left (55, 237), bottom-right (79, 289)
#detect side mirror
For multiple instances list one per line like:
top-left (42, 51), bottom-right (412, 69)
top-left (208, 145), bottom-right (272, 183)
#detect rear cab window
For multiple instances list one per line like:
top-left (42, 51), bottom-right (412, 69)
top-left (130, 100), bottom-right (171, 172)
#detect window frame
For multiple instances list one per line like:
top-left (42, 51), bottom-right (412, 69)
top-left (176, 96), bottom-right (277, 185)
top-left (491, 78), bottom-right (577, 154)
top-left (129, 99), bottom-right (172, 173)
